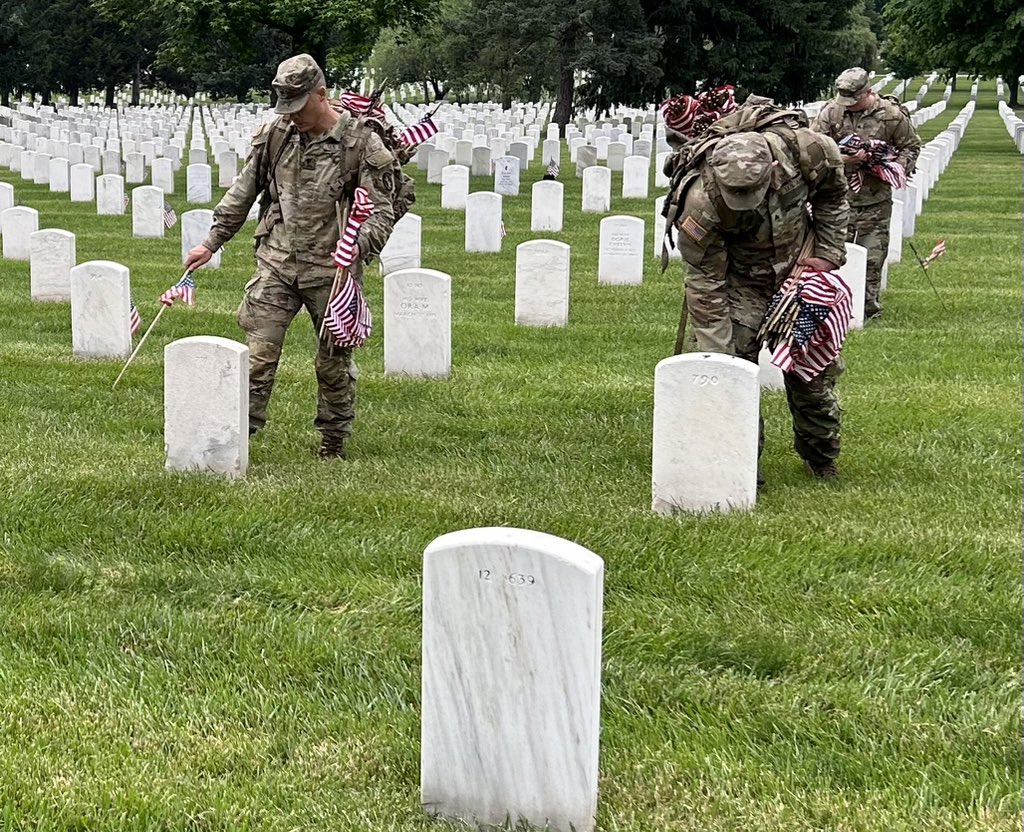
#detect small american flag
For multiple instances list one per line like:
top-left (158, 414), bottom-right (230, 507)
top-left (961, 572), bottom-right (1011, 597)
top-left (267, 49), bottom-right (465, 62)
top-left (399, 115), bottom-right (439, 148)
top-left (545, 161), bottom-right (560, 179)
top-left (838, 135), bottom-right (907, 192)
top-left (324, 274), bottom-right (373, 348)
top-left (163, 203), bottom-right (177, 228)
top-left (159, 272), bottom-right (195, 307)
top-left (129, 298), bottom-right (141, 335)
top-left (921, 239), bottom-right (946, 268)
top-left (334, 92), bottom-right (386, 119)
top-left (763, 269), bottom-right (852, 382)
top-left (122, 194), bottom-right (130, 211)
top-left (499, 221), bottom-right (506, 239)
top-left (332, 188), bottom-right (375, 270)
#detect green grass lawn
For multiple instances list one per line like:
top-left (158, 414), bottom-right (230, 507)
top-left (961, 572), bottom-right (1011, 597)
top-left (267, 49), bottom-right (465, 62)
top-left (0, 81), bottom-right (1019, 831)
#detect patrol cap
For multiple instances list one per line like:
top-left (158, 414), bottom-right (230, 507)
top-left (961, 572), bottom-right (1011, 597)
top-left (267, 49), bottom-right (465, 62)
top-left (709, 133), bottom-right (773, 211)
top-left (835, 67), bottom-right (871, 106)
top-left (272, 54), bottom-right (325, 114)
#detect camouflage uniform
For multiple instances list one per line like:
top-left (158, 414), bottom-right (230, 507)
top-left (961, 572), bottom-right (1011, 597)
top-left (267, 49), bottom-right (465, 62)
top-left (812, 68), bottom-right (921, 318)
top-left (674, 130), bottom-right (850, 469)
top-left (202, 56), bottom-right (399, 441)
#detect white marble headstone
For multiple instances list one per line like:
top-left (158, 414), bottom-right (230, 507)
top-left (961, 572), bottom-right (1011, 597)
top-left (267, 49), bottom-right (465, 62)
top-left (30, 229), bottom-right (76, 301)
top-left (652, 352), bottom-right (760, 514)
top-left (164, 336), bottom-right (248, 478)
top-left (181, 209), bottom-right (221, 268)
top-left (186, 163), bottom-right (212, 204)
top-left (622, 155), bottom-right (649, 199)
top-left (598, 215), bottom-right (644, 284)
top-left (379, 212), bottom-right (422, 276)
top-left (840, 242), bottom-right (867, 329)
top-left (132, 186), bottom-right (165, 238)
top-left (69, 260), bottom-right (133, 358)
top-left (383, 268), bottom-right (452, 378)
top-left (440, 164), bottom-right (469, 210)
top-left (421, 527), bottom-right (603, 832)
top-left (515, 240), bottom-right (569, 327)
top-left (1, 205), bottom-right (39, 260)
top-left (465, 191), bottom-right (503, 253)
top-left (97, 174), bottom-right (126, 215)
top-left (492, 155), bottom-right (520, 197)
top-left (887, 199), bottom-right (903, 264)
top-left (126, 152), bottom-right (146, 184)
top-left (582, 166), bottom-right (611, 213)
top-left (471, 145), bottom-right (492, 177)
top-left (0, 182), bottom-right (13, 213)
top-left (427, 148), bottom-right (448, 184)
top-left (531, 180), bottom-right (564, 232)
top-left (151, 157), bottom-right (174, 193)
top-left (218, 150), bottom-right (238, 187)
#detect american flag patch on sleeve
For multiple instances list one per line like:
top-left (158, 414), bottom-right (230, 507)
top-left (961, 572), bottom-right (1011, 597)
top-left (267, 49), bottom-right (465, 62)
top-left (681, 215), bottom-right (708, 242)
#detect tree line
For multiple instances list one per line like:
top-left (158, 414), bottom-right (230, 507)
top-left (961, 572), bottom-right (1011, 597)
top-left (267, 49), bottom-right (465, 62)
top-left (0, 0), bottom-right (1019, 118)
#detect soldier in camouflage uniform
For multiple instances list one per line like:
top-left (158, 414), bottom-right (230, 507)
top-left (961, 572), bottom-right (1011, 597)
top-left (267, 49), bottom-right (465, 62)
top-left (673, 130), bottom-right (850, 479)
top-left (812, 67), bottom-right (921, 320)
top-left (184, 54), bottom-right (400, 459)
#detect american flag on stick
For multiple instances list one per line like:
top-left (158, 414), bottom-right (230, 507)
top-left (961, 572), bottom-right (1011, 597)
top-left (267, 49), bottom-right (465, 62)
top-left (921, 239), bottom-right (946, 268)
top-left (324, 187), bottom-right (375, 347)
top-left (159, 272), bottom-right (195, 307)
top-left (399, 114), bottom-right (439, 148)
top-left (129, 298), bottom-right (141, 335)
top-left (163, 203), bottom-right (177, 228)
top-left (334, 91), bottom-right (387, 119)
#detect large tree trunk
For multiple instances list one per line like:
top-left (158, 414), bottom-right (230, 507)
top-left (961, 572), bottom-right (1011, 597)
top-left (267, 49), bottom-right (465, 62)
top-left (105, 81), bottom-right (116, 108)
top-left (131, 61), bottom-right (141, 106)
top-left (430, 79), bottom-right (444, 100)
top-left (1, 89), bottom-right (9, 107)
top-left (1010, 82), bottom-right (1019, 109)
top-left (950, 71), bottom-right (957, 92)
top-left (553, 29), bottom-right (577, 137)
top-left (423, 80), bottom-right (430, 102)
top-left (68, 85), bottom-right (79, 107)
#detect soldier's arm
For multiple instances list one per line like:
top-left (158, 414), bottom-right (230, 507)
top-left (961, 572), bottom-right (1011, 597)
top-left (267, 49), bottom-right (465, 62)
top-left (677, 200), bottom-right (732, 353)
top-left (810, 104), bottom-right (839, 139)
top-left (805, 134), bottom-right (850, 267)
top-left (354, 131), bottom-right (398, 260)
top-left (201, 126), bottom-right (268, 252)
top-left (890, 111), bottom-right (922, 176)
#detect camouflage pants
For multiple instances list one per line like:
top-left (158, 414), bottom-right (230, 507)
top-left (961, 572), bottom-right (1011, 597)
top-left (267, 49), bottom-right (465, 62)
top-left (848, 200), bottom-right (892, 318)
top-left (684, 319), bottom-right (843, 467)
top-left (237, 257), bottom-right (358, 438)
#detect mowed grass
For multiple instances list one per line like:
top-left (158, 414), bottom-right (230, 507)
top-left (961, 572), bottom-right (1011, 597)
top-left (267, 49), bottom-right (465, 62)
top-left (0, 81), bottom-right (1019, 831)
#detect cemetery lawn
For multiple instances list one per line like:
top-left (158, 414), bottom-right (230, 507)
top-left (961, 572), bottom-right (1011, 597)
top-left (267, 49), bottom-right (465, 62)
top-left (0, 82), bottom-right (1020, 831)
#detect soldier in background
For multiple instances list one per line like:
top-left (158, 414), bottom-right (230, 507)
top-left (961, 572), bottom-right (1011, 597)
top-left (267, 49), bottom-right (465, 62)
top-left (812, 67), bottom-right (921, 321)
top-left (671, 129), bottom-right (850, 479)
top-left (184, 54), bottom-right (400, 459)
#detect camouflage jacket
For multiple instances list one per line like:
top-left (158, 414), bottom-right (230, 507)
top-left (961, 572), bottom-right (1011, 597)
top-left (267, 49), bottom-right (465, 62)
top-left (811, 95), bottom-right (921, 207)
top-left (203, 110), bottom-right (399, 280)
top-left (675, 129), bottom-right (849, 353)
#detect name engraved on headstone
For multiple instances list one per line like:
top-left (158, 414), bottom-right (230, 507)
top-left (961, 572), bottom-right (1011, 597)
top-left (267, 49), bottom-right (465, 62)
top-left (607, 232), bottom-right (637, 256)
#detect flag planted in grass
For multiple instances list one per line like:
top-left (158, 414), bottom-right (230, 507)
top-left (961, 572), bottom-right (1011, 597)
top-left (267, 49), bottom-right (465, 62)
top-left (129, 298), bottom-right (141, 335)
top-left (159, 272), bottom-right (195, 307)
top-left (921, 239), bottom-right (946, 268)
top-left (163, 203), bottom-right (177, 228)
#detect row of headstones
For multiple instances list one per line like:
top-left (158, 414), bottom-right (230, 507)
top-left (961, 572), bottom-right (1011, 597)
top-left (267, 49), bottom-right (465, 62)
top-left (0, 147), bottom-right (220, 205)
top-left (910, 99), bottom-right (948, 129)
top-left (997, 102), bottom-right (1024, 154)
top-left (0, 207), bottom-right (221, 302)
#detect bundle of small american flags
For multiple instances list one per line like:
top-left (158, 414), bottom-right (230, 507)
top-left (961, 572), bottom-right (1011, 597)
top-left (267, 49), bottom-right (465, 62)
top-left (398, 114), bottom-right (439, 148)
top-left (334, 92), bottom-right (387, 119)
top-left (838, 134), bottom-right (907, 192)
top-left (159, 272), bottom-right (196, 307)
top-left (759, 269), bottom-right (853, 382)
top-left (659, 85), bottom-right (738, 138)
top-left (325, 187), bottom-right (374, 347)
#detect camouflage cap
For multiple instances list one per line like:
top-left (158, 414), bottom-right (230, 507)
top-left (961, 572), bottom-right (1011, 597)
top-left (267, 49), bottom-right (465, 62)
top-left (708, 133), bottom-right (773, 211)
top-left (272, 54), bottom-right (325, 114)
top-left (835, 67), bottom-right (870, 106)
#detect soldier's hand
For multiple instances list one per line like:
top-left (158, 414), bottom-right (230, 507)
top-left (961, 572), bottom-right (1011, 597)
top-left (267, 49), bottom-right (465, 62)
top-left (800, 256), bottom-right (839, 272)
top-left (184, 244), bottom-right (214, 271)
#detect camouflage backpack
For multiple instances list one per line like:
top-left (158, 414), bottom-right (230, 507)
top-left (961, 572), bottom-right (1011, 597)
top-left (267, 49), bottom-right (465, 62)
top-left (660, 99), bottom-right (831, 267)
top-left (257, 110), bottom-right (416, 226)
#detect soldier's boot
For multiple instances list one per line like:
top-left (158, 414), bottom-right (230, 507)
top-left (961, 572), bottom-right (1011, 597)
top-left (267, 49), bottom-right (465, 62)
top-left (805, 459), bottom-right (839, 479)
top-left (317, 433), bottom-right (347, 460)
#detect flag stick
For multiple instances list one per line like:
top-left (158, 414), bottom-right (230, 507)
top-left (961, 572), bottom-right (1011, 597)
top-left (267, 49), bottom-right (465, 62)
top-left (906, 240), bottom-right (949, 313)
top-left (112, 303), bottom-right (167, 390)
